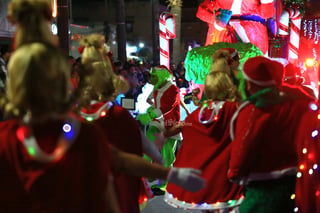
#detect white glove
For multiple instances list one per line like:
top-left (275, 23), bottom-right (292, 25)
top-left (167, 167), bottom-right (206, 192)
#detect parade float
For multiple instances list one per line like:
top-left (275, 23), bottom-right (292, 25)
top-left (182, 0), bottom-right (320, 98)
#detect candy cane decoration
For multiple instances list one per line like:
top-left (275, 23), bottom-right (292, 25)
top-left (279, 8), bottom-right (301, 63)
top-left (159, 12), bottom-right (176, 69)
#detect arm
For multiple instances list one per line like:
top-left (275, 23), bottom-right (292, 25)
top-left (180, 99), bottom-right (190, 115)
top-left (156, 85), bottom-right (180, 117)
top-left (105, 176), bottom-right (121, 213)
top-left (110, 146), bottom-right (206, 192)
top-left (140, 130), bottom-right (165, 165)
top-left (259, 0), bottom-right (275, 18)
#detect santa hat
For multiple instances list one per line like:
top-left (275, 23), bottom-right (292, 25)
top-left (284, 63), bottom-right (304, 85)
top-left (242, 56), bottom-right (284, 87)
top-left (220, 48), bottom-right (239, 60)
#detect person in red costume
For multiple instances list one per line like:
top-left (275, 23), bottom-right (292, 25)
top-left (294, 102), bottom-right (320, 213)
top-left (165, 69), bottom-right (244, 212)
top-left (228, 56), bottom-right (314, 212)
top-left (77, 34), bottom-right (206, 213)
top-left (0, 1), bottom-right (121, 212)
top-left (137, 65), bottom-right (182, 193)
top-left (196, 0), bottom-right (275, 55)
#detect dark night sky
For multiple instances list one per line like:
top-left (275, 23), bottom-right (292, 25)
top-left (76, 0), bottom-right (200, 8)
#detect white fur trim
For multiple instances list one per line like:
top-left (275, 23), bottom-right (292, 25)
top-left (230, 101), bottom-right (250, 140)
top-left (164, 192), bottom-right (243, 210)
top-left (242, 70), bottom-right (276, 86)
top-left (80, 101), bottom-right (113, 121)
top-left (198, 101), bottom-right (225, 124)
top-left (214, 21), bottom-right (225, 31)
top-left (260, 0), bottom-right (274, 4)
top-left (231, 0), bottom-right (242, 15)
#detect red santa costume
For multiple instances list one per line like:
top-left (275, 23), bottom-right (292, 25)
top-left (165, 101), bottom-right (244, 211)
top-left (150, 80), bottom-right (181, 138)
top-left (0, 117), bottom-right (112, 213)
top-left (80, 101), bottom-right (149, 213)
top-left (196, 0), bottom-right (275, 54)
top-left (228, 56), bottom-right (314, 212)
top-left (294, 103), bottom-right (320, 213)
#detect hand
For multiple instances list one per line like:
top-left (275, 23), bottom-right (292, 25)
top-left (136, 113), bottom-right (152, 125)
top-left (167, 167), bottom-right (206, 192)
top-left (214, 8), bottom-right (232, 26)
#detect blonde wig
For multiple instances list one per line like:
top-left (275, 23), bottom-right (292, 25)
top-left (204, 71), bottom-right (241, 102)
top-left (79, 34), bottom-right (129, 104)
top-left (210, 49), bottom-right (232, 75)
top-left (6, 43), bottom-right (71, 118)
top-left (7, 0), bottom-right (56, 49)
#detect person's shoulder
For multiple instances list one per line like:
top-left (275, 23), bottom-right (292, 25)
top-left (0, 119), bottom-right (20, 133)
top-left (109, 105), bottom-right (136, 122)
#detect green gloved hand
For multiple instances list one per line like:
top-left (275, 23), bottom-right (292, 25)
top-left (137, 113), bottom-right (153, 125)
top-left (137, 108), bottom-right (158, 125)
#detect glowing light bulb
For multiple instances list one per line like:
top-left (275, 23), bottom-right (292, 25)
top-left (299, 164), bottom-right (305, 170)
top-left (100, 111), bottom-right (107, 117)
top-left (309, 102), bottom-right (318, 111)
top-left (318, 114), bottom-right (320, 120)
top-left (302, 148), bottom-right (307, 154)
top-left (63, 123), bottom-right (71, 133)
top-left (86, 117), bottom-right (93, 122)
top-left (316, 190), bottom-right (320, 197)
top-left (311, 130), bottom-right (318, 138)
top-left (214, 116), bottom-right (218, 121)
top-left (313, 164), bottom-right (318, 170)
top-left (294, 207), bottom-right (299, 212)
top-left (297, 172), bottom-right (302, 178)
top-left (28, 147), bottom-right (36, 156)
top-left (290, 194), bottom-right (296, 199)
top-left (305, 58), bottom-right (315, 67)
top-left (309, 169), bottom-right (314, 175)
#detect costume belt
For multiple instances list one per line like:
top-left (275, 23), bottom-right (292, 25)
top-left (230, 15), bottom-right (266, 25)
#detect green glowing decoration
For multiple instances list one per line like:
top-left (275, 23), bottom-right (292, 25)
top-left (184, 42), bottom-right (263, 84)
top-left (28, 147), bottom-right (36, 156)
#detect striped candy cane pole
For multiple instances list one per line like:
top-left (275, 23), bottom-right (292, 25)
top-left (279, 8), bottom-right (301, 63)
top-left (159, 12), bottom-right (176, 69)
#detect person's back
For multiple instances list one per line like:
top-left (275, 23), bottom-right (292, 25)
top-left (165, 71), bottom-right (243, 211)
top-left (228, 56), bottom-right (315, 213)
top-left (229, 93), bottom-right (311, 180)
top-left (0, 118), bottom-right (111, 213)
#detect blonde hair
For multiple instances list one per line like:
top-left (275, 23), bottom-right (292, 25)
top-left (7, 0), bottom-right (56, 49)
top-left (210, 50), bottom-right (232, 76)
top-left (5, 43), bottom-right (71, 118)
top-left (204, 72), bottom-right (241, 102)
top-left (79, 34), bottom-right (129, 105)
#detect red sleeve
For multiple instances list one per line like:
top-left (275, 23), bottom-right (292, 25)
top-left (259, 0), bottom-right (275, 18)
top-left (159, 85), bottom-right (180, 116)
top-left (196, 0), bottom-right (216, 25)
top-left (228, 104), bottom-right (270, 181)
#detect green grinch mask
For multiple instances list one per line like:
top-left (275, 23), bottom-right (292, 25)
top-left (150, 66), bottom-right (172, 89)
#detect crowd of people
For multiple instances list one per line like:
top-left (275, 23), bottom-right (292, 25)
top-left (0, 0), bottom-right (319, 213)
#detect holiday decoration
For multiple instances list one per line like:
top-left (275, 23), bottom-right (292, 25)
top-left (279, 8), bottom-right (302, 64)
top-left (184, 42), bottom-right (263, 85)
top-left (196, 0), bottom-right (275, 55)
top-left (159, 12), bottom-right (176, 69)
